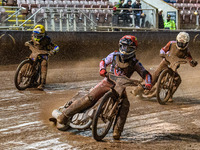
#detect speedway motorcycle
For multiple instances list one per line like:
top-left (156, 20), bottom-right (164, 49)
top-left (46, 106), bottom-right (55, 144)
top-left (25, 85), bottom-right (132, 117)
top-left (92, 73), bottom-right (141, 141)
top-left (50, 73), bottom-right (142, 137)
top-left (14, 42), bottom-right (50, 90)
top-left (134, 54), bottom-right (187, 105)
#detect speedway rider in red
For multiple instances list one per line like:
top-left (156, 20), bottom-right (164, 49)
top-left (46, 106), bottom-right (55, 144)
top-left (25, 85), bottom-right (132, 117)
top-left (56, 35), bottom-right (152, 140)
top-left (151, 32), bottom-right (198, 102)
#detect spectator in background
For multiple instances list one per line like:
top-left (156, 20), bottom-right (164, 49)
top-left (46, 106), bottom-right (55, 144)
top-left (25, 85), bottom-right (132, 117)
top-left (4, 0), bottom-right (17, 6)
top-left (113, 0), bottom-right (124, 15)
top-left (2, 0), bottom-right (7, 6)
top-left (132, 0), bottom-right (146, 28)
top-left (113, 0), bottom-right (125, 26)
top-left (123, 0), bottom-right (133, 26)
top-left (158, 9), bottom-right (164, 29)
top-left (164, 14), bottom-right (176, 30)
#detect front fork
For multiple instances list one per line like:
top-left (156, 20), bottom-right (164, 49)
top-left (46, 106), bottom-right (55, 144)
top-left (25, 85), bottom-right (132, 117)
top-left (164, 70), bottom-right (175, 98)
top-left (106, 88), bottom-right (123, 120)
top-left (24, 60), bottom-right (34, 77)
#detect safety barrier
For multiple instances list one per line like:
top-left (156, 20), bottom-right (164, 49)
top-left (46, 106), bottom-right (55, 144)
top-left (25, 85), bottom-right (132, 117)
top-left (0, 30), bottom-right (199, 65)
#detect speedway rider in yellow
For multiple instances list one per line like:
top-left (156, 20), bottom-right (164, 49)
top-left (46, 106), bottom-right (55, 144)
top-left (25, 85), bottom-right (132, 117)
top-left (25, 24), bottom-right (59, 90)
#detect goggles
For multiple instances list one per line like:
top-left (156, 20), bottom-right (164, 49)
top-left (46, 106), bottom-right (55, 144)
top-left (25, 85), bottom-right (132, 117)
top-left (120, 44), bottom-right (136, 55)
top-left (177, 41), bottom-right (188, 48)
top-left (33, 32), bottom-right (44, 41)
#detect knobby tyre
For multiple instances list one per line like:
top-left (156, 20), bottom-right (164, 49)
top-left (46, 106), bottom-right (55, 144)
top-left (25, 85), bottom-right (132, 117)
top-left (14, 59), bottom-right (34, 90)
top-left (92, 91), bottom-right (116, 141)
top-left (156, 69), bottom-right (172, 105)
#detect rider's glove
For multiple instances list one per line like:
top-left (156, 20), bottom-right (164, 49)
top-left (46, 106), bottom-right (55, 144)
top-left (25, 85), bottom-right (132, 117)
top-left (159, 54), bottom-right (166, 58)
top-left (49, 50), bottom-right (55, 56)
top-left (190, 60), bottom-right (198, 67)
top-left (53, 46), bottom-right (59, 53)
top-left (145, 83), bottom-right (152, 90)
top-left (100, 69), bottom-right (107, 77)
top-left (49, 46), bottom-right (59, 56)
top-left (25, 42), bottom-right (30, 46)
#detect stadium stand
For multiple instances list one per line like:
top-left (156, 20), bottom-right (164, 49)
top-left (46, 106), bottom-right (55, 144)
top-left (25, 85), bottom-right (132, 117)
top-left (0, 0), bottom-right (115, 31)
top-left (164, 0), bottom-right (200, 29)
top-left (1, 0), bottom-right (177, 31)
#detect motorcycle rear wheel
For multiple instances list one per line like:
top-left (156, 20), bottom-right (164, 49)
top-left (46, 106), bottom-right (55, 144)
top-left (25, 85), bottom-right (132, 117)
top-left (14, 59), bottom-right (34, 90)
top-left (69, 111), bottom-right (93, 130)
top-left (156, 69), bottom-right (172, 105)
top-left (92, 92), bottom-right (116, 141)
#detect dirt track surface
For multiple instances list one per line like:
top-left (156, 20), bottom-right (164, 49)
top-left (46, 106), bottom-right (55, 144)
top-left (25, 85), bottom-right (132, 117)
top-left (1, 60), bottom-right (200, 150)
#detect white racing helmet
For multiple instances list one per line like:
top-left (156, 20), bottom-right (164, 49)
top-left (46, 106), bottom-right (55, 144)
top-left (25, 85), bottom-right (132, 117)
top-left (176, 32), bottom-right (190, 50)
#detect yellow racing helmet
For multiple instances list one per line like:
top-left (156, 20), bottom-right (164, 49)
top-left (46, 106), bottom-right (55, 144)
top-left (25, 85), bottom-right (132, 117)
top-left (33, 24), bottom-right (45, 42)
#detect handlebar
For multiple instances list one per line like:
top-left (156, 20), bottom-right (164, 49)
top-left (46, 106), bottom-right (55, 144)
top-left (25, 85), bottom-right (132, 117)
top-left (162, 54), bottom-right (188, 64)
top-left (106, 72), bottom-right (142, 87)
top-left (26, 42), bottom-right (50, 55)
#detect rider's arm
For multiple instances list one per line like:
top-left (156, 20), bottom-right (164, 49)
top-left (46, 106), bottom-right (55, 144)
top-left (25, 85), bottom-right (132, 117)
top-left (186, 50), bottom-right (198, 67)
top-left (135, 61), bottom-right (152, 90)
top-left (50, 44), bottom-right (59, 55)
top-left (145, 72), bottom-right (152, 90)
top-left (159, 41), bottom-right (175, 57)
top-left (49, 38), bottom-right (59, 55)
top-left (99, 52), bottom-right (115, 77)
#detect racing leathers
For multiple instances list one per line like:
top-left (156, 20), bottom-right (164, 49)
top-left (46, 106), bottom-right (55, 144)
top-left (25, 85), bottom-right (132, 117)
top-left (57, 51), bottom-right (152, 139)
top-left (151, 41), bottom-right (197, 99)
top-left (26, 34), bottom-right (59, 90)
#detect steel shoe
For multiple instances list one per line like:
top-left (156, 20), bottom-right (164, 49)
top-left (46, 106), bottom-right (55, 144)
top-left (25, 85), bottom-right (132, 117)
top-left (52, 109), bottom-right (70, 131)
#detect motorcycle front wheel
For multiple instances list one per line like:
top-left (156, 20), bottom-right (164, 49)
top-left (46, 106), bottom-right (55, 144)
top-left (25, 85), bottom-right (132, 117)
top-left (156, 69), bottom-right (172, 105)
top-left (92, 92), bottom-right (116, 141)
top-left (14, 59), bottom-right (34, 90)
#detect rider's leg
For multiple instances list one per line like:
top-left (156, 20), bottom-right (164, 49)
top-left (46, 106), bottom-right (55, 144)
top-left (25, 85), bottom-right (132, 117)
top-left (113, 92), bottom-right (130, 140)
top-left (37, 59), bottom-right (48, 90)
top-left (57, 78), bottom-right (113, 125)
top-left (151, 59), bottom-right (169, 86)
top-left (168, 73), bottom-right (181, 102)
top-left (135, 15), bottom-right (140, 27)
top-left (57, 95), bottom-right (95, 124)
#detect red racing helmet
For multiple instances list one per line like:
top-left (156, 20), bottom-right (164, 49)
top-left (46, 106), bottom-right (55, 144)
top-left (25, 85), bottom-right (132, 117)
top-left (119, 35), bottom-right (138, 61)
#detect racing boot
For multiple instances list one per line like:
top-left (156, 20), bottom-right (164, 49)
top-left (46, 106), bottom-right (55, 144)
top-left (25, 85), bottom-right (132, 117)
top-left (168, 97), bottom-right (173, 102)
top-left (37, 78), bottom-right (45, 90)
top-left (113, 129), bottom-right (121, 140)
top-left (57, 95), bottom-right (95, 128)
